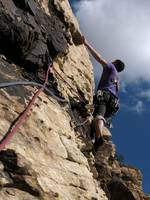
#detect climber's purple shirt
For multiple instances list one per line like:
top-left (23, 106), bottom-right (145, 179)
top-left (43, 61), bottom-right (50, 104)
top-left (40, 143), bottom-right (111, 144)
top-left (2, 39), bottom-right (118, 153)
top-left (97, 62), bottom-right (119, 98)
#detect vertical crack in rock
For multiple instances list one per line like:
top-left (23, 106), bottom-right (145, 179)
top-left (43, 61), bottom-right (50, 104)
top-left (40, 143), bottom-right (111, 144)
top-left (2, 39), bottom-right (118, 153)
top-left (52, 0), bottom-right (83, 45)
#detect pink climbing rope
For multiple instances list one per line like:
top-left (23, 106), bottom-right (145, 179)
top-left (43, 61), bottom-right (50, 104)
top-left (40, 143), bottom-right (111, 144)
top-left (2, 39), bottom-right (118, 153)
top-left (0, 63), bottom-right (52, 151)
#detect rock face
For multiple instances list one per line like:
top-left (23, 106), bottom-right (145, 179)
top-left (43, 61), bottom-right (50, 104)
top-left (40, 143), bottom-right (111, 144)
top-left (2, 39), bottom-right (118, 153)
top-left (0, 58), bottom-right (107, 200)
top-left (0, 0), bottom-right (149, 200)
top-left (94, 138), bottom-right (150, 200)
top-left (0, 0), bottom-right (93, 103)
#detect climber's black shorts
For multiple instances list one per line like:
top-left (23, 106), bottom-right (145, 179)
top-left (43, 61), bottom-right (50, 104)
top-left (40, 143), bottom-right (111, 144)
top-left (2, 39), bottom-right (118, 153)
top-left (93, 90), bottom-right (119, 120)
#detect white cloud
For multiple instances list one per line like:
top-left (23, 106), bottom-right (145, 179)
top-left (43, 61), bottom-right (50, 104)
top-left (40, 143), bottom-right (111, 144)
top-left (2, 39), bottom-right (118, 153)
top-left (133, 100), bottom-right (145, 113)
top-left (138, 90), bottom-right (150, 101)
top-left (121, 100), bottom-right (145, 114)
top-left (76, 0), bottom-right (150, 84)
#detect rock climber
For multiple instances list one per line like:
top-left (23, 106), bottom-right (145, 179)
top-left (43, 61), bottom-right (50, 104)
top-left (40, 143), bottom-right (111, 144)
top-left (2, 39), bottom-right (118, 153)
top-left (82, 36), bottom-right (125, 152)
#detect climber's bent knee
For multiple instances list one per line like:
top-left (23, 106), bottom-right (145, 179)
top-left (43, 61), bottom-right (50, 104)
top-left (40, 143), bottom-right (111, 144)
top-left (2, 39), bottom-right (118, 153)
top-left (94, 115), bottom-right (106, 124)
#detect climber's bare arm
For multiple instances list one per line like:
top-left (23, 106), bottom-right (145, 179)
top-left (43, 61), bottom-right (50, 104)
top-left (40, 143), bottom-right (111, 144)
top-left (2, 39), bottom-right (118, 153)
top-left (83, 37), bottom-right (107, 67)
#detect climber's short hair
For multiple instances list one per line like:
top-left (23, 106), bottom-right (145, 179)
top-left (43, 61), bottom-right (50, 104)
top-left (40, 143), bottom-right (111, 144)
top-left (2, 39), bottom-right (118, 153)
top-left (112, 59), bottom-right (125, 72)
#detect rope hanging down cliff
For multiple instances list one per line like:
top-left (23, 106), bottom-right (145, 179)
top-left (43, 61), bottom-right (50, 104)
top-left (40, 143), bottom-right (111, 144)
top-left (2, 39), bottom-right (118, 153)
top-left (0, 58), bottom-right (92, 150)
top-left (0, 62), bottom-right (57, 150)
top-left (0, 81), bottom-right (66, 102)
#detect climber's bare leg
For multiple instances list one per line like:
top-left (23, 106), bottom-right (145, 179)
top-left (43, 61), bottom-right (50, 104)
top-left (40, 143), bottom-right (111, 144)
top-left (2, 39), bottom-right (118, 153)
top-left (95, 118), bottom-right (104, 139)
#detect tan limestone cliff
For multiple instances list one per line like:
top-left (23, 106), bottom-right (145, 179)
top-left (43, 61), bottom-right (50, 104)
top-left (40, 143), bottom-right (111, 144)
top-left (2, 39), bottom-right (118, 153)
top-left (0, 0), bottom-right (106, 199)
top-left (0, 58), bottom-right (107, 200)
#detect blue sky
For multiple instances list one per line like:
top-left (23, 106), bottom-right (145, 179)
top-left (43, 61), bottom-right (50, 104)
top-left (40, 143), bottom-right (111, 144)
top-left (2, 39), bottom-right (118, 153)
top-left (69, 0), bottom-right (150, 194)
